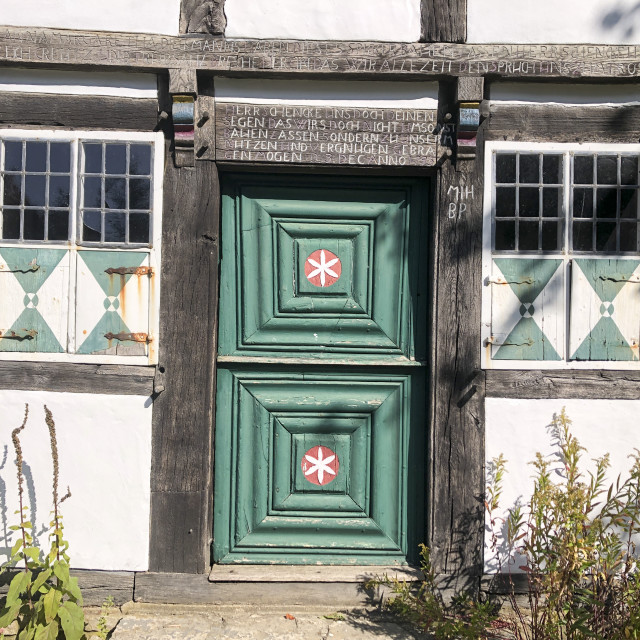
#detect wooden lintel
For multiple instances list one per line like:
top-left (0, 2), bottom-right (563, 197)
top-left (2, 27), bottom-right (640, 80)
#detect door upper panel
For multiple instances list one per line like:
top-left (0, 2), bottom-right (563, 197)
top-left (218, 176), bottom-right (428, 361)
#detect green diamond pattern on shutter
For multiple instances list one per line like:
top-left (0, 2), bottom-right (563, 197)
top-left (570, 259), bottom-right (640, 361)
top-left (213, 370), bottom-right (424, 565)
top-left (490, 258), bottom-right (563, 360)
top-left (219, 180), bottom-right (427, 360)
top-left (0, 248), bottom-right (69, 353)
top-left (75, 251), bottom-right (150, 356)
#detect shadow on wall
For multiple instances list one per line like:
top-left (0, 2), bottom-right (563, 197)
top-left (0, 447), bottom-right (48, 564)
top-left (600, 2), bottom-right (640, 40)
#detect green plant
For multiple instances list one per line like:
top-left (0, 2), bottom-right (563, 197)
top-left (0, 404), bottom-right (86, 640)
top-left (488, 408), bottom-right (640, 640)
top-left (366, 544), bottom-right (498, 639)
top-left (94, 596), bottom-right (114, 640)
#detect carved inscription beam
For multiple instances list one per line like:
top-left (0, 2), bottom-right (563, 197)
top-left (2, 27), bottom-right (640, 80)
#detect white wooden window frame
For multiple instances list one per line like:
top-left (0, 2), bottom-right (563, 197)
top-left (0, 129), bottom-right (163, 366)
top-left (482, 140), bottom-right (640, 370)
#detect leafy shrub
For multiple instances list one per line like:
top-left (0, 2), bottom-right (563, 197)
top-left (0, 404), bottom-right (86, 640)
top-left (366, 544), bottom-right (498, 639)
top-left (487, 408), bottom-right (640, 640)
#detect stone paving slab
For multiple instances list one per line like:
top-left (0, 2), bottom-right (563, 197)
top-left (109, 604), bottom-right (425, 640)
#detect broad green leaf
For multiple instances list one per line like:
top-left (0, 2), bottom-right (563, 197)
top-left (52, 561), bottom-right (69, 583)
top-left (43, 587), bottom-right (62, 623)
top-left (34, 620), bottom-right (59, 640)
top-left (11, 538), bottom-right (24, 555)
top-left (23, 548), bottom-right (40, 562)
top-left (58, 601), bottom-right (85, 640)
top-left (7, 570), bottom-right (31, 606)
top-left (65, 576), bottom-right (83, 605)
top-left (0, 601), bottom-right (20, 627)
top-left (32, 569), bottom-right (52, 594)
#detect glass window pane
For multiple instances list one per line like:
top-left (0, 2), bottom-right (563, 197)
top-left (24, 175), bottom-right (46, 207)
top-left (47, 210), bottom-right (69, 241)
top-left (496, 154), bottom-right (516, 183)
top-left (129, 213), bottom-right (150, 243)
top-left (83, 177), bottom-right (102, 208)
top-left (595, 188), bottom-right (617, 219)
top-left (543, 155), bottom-right (562, 184)
top-left (621, 157), bottom-right (638, 186)
top-left (574, 156), bottom-right (594, 184)
top-left (130, 145), bottom-right (151, 176)
top-left (4, 141), bottom-right (23, 172)
top-left (84, 144), bottom-right (102, 173)
top-left (105, 144), bottom-right (127, 175)
top-left (596, 221), bottom-right (617, 251)
top-left (49, 176), bottom-right (70, 208)
top-left (82, 210), bottom-right (102, 242)
top-left (519, 220), bottom-right (539, 250)
top-left (129, 179), bottom-right (150, 210)
top-left (495, 187), bottom-right (516, 217)
top-left (23, 209), bottom-right (45, 240)
top-left (519, 187), bottom-right (540, 217)
top-left (3, 174), bottom-right (22, 205)
top-left (520, 155), bottom-right (539, 184)
top-left (597, 155), bottom-right (618, 185)
top-left (573, 221), bottom-right (593, 251)
top-left (1, 209), bottom-right (20, 239)
top-left (495, 220), bottom-right (515, 250)
top-left (542, 188), bottom-right (561, 217)
top-left (104, 211), bottom-right (126, 242)
top-left (105, 178), bottom-right (126, 209)
top-left (620, 189), bottom-right (638, 219)
top-left (573, 188), bottom-right (594, 218)
top-left (541, 221), bottom-right (561, 251)
top-left (50, 143), bottom-right (71, 173)
top-left (620, 222), bottom-right (638, 252)
top-left (25, 142), bottom-right (46, 172)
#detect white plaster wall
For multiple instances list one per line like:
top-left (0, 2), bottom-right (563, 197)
top-left (469, 0), bottom-right (640, 44)
top-left (214, 78), bottom-right (439, 108)
top-left (490, 82), bottom-right (640, 106)
top-left (0, 0), bottom-right (180, 36)
top-left (0, 391), bottom-right (152, 571)
top-left (0, 69), bottom-right (157, 98)
top-left (485, 398), bottom-right (640, 572)
top-left (225, 0), bottom-right (421, 42)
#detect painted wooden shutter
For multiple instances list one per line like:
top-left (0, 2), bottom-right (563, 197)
top-left (569, 258), bottom-right (640, 361)
top-left (0, 248), bottom-right (69, 353)
top-left (489, 257), bottom-right (564, 361)
top-left (75, 251), bottom-right (151, 357)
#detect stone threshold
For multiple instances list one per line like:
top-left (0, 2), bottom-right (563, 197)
top-left (208, 565), bottom-right (423, 583)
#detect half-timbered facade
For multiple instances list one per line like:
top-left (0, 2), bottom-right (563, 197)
top-left (0, 0), bottom-right (639, 604)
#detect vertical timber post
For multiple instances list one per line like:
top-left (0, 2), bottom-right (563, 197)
top-left (429, 78), bottom-right (486, 595)
top-left (421, 0), bottom-right (467, 43)
top-left (149, 75), bottom-right (220, 574)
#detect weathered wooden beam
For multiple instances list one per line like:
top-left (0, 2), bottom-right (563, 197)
top-left (428, 84), bottom-right (485, 592)
top-left (487, 370), bottom-right (640, 399)
top-left (2, 27), bottom-right (640, 80)
top-left (148, 150), bottom-right (219, 573)
top-left (422, 0), bottom-right (467, 43)
top-left (0, 93), bottom-right (158, 131)
top-left (0, 361), bottom-right (154, 395)
top-left (486, 103), bottom-right (640, 143)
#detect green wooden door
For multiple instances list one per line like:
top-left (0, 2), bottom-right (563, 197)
top-left (214, 175), bottom-right (429, 565)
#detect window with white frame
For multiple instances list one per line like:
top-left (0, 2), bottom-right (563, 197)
top-left (0, 130), bottom-right (163, 365)
top-left (482, 142), bottom-right (640, 369)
